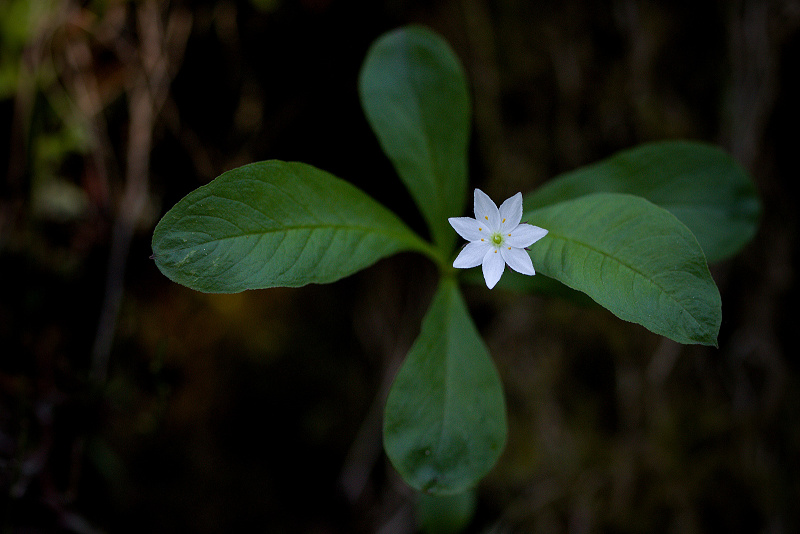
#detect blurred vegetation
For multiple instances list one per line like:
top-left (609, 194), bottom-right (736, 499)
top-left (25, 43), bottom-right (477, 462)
top-left (1, 0), bottom-right (798, 532)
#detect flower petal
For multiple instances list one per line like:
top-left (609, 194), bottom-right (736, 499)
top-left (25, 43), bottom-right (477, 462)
top-left (482, 247), bottom-right (506, 289)
top-left (448, 217), bottom-right (486, 242)
top-left (453, 241), bottom-right (491, 269)
top-left (474, 189), bottom-right (501, 231)
top-left (506, 224), bottom-right (548, 248)
top-left (498, 192), bottom-right (523, 232)
top-left (501, 246), bottom-right (535, 275)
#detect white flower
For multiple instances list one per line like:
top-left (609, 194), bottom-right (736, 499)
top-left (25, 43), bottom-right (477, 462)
top-left (449, 189), bottom-right (548, 289)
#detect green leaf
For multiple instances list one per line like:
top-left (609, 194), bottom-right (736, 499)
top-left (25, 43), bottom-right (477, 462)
top-left (525, 193), bottom-right (722, 346)
top-left (416, 490), bottom-right (477, 534)
top-left (384, 278), bottom-right (507, 494)
top-left (524, 141), bottom-right (760, 262)
top-left (359, 25), bottom-right (471, 254)
top-left (151, 161), bottom-right (436, 293)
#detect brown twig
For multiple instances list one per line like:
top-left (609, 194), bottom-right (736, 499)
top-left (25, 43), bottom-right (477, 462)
top-left (90, 1), bottom-right (191, 382)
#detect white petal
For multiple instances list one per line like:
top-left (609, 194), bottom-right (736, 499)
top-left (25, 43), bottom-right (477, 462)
top-left (482, 247), bottom-right (506, 289)
top-left (448, 217), bottom-right (486, 242)
top-left (506, 224), bottom-right (548, 248)
top-left (453, 241), bottom-right (491, 269)
top-left (498, 192), bottom-right (523, 232)
top-left (501, 246), bottom-right (535, 275)
top-left (474, 188), bottom-right (501, 231)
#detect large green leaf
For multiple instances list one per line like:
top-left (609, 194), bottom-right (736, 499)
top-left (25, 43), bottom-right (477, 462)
top-left (384, 278), bottom-right (507, 494)
top-left (152, 161), bottom-right (435, 293)
top-left (359, 25), bottom-right (470, 254)
top-left (525, 193), bottom-right (721, 346)
top-left (524, 141), bottom-right (760, 262)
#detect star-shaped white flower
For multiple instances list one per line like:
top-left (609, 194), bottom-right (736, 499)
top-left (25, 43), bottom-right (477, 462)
top-left (449, 189), bottom-right (548, 289)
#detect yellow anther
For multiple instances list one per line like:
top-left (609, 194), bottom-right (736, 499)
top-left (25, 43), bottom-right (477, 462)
top-left (485, 216), bottom-right (489, 220)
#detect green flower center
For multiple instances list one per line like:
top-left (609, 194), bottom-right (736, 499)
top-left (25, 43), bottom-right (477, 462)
top-left (491, 233), bottom-right (504, 246)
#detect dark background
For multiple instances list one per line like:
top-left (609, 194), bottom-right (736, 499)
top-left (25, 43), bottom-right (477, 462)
top-left (1, 0), bottom-right (798, 532)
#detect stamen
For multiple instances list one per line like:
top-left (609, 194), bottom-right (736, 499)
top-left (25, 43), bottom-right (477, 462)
top-left (485, 216), bottom-right (489, 220)
top-left (502, 218), bottom-right (506, 223)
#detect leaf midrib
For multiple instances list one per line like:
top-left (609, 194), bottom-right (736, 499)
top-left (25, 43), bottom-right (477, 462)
top-left (156, 222), bottom-right (426, 255)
